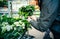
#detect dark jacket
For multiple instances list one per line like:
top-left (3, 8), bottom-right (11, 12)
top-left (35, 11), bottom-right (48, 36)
top-left (30, 0), bottom-right (60, 32)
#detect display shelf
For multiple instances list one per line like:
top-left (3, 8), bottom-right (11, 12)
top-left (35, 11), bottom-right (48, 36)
top-left (0, 1), bottom-right (11, 15)
top-left (0, 0), bottom-right (29, 14)
top-left (0, 8), bottom-right (9, 13)
top-left (12, 0), bottom-right (28, 12)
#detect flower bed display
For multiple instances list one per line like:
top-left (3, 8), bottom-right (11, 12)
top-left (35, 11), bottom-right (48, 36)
top-left (0, 5), bottom-right (35, 39)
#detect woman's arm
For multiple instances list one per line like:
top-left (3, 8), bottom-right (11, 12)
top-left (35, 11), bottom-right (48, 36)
top-left (30, 0), bottom-right (59, 32)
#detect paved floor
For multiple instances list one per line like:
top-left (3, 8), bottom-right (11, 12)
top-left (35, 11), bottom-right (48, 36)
top-left (28, 27), bottom-right (54, 39)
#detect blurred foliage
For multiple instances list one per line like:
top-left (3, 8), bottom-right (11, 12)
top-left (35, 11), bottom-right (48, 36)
top-left (0, 15), bottom-right (31, 39)
top-left (0, 5), bottom-right (34, 39)
top-left (0, 0), bottom-right (8, 7)
top-left (18, 5), bottom-right (35, 17)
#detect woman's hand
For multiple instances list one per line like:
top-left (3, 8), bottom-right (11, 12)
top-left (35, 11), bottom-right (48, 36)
top-left (30, 15), bottom-right (37, 21)
top-left (27, 15), bottom-right (37, 22)
top-left (27, 16), bottom-right (32, 22)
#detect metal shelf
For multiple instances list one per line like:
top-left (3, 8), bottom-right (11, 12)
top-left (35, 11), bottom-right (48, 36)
top-left (0, 11), bottom-right (9, 13)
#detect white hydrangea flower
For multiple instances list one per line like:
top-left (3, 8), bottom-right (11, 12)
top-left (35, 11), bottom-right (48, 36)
top-left (22, 26), bottom-right (25, 29)
top-left (2, 22), bottom-right (8, 26)
top-left (1, 27), bottom-right (6, 33)
top-left (14, 22), bottom-right (20, 26)
top-left (14, 27), bottom-right (16, 30)
top-left (19, 21), bottom-right (22, 23)
top-left (19, 21), bottom-right (23, 25)
top-left (6, 25), bottom-right (11, 31)
top-left (22, 23), bottom-right (25, 27)
top-left (10, 26), bottom-right (13, 30)
top-left (13, 14), bottom-right (19, 19)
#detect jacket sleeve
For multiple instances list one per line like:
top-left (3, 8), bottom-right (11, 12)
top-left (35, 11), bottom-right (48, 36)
top-left (30, 0), bottom-right (59, 32)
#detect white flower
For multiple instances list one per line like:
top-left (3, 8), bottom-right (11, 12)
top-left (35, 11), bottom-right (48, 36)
top-left (19, 21), bottom-right (22, 23)
top-left (6, 25), bottom-right (11, 31)
top-left (14, 22), bottom-right (20, 26)
top-left (1, 27), bottom-right (6, 33)
top-left (10, 26), bottom-right (13, 29)
top-left (13, 14), bottom-right (19, 19)
top-left (14, 27), bottom-right (16, 30)
top-left (2, 22), bottom-right (8, 26)
top-left (19, 21), bottom-right (23, 24)
top-left (22, 23), bottom-right (25, 27)
top-left (21, 23), bottom-right (25, 29)
top-left (22, 26), bottom-right (25, 29)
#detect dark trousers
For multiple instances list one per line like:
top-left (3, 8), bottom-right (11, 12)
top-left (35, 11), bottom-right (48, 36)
top-left (51, 29), bottom-right (60, 39)
top-left (43, 29), bottom-right (60, 39)
top-left (50, 20), bottom-right (60, 39)
top-left (43, 29), bottom-right (52, 39)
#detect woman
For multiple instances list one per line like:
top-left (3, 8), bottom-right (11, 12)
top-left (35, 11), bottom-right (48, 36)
top-left (28, 0), bottom-right (60, 39)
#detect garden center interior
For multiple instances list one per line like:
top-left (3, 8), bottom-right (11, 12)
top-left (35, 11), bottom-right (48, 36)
top-left (0, 0), bottom-right (53, 39)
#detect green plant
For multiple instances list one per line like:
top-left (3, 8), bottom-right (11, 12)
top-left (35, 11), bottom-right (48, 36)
top-left (0, 5), bottom-right (35, 39)
top-left (0, 15), bottom-right (31, 39)
top-left (18, 5), bottom-right (35, 18)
